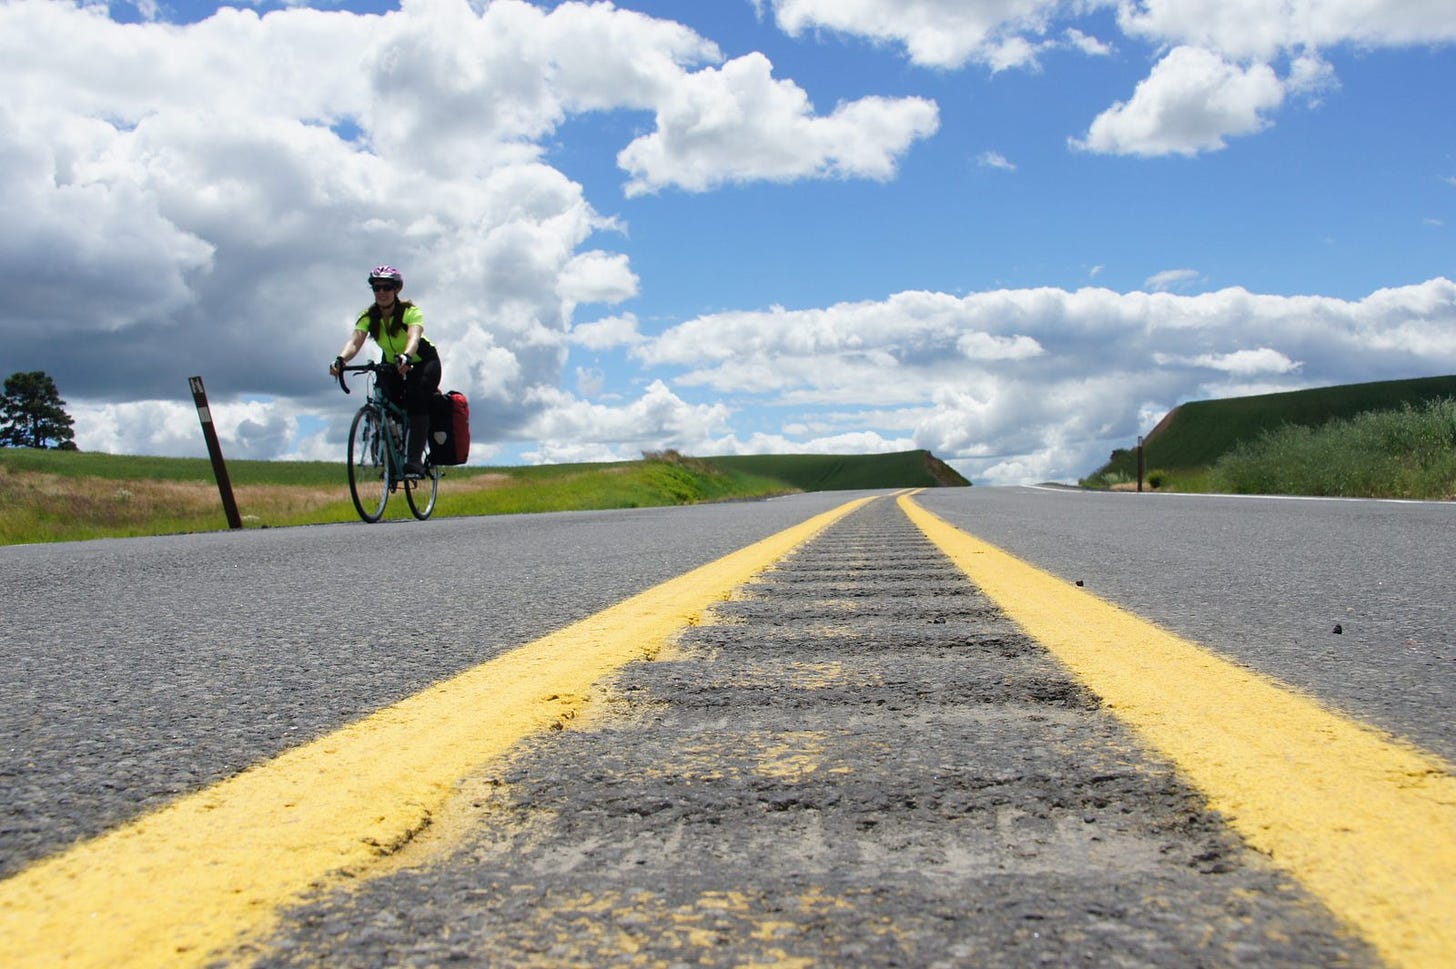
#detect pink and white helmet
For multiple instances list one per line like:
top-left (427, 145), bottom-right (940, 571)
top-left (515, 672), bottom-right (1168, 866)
top-left (367, 265), bottom-right (403, 287)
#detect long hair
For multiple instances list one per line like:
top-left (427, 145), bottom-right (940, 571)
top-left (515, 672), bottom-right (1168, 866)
top-left (364, 299), bottom-right (416, 343)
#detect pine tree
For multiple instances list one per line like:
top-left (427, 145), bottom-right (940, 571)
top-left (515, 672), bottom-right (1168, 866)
top-left (0, 371), bottom-right (78, 450)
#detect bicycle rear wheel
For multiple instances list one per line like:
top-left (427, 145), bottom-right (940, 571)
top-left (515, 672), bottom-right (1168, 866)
top-left (404, 463), bottom-right (440, 520)
top-left (347, 406), bottom-right (390, 523)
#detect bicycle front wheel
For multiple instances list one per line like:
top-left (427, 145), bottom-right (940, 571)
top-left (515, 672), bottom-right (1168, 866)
top-left (404, 463), bottom-right (440, 520)
top-left (347, 406), bottom-right (390, 523)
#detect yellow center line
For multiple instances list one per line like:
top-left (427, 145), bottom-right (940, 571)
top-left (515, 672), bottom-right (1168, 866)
top-left (0, 496), bottom-right (874, 969)
top-left (901, 492), bottom-right (1456, 969)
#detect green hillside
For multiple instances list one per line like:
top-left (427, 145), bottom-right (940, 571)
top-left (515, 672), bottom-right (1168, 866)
top-left (0, 447), bottom-right (965, 545)
top-left (1090, 374), bottom-right (1456, 481)
top-left (705, 449), bottom-right (969, 491)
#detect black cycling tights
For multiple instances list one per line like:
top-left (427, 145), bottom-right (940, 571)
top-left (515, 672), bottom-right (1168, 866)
top-left (378, 358), bottom-right (443, 418)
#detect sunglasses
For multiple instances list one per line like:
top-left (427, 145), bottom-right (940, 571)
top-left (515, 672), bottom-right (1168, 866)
top-left (371, 283), bottom-right (398, 293)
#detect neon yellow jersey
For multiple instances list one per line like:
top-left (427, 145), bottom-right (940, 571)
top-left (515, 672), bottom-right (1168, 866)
top-left (354, 304), bottom-right (425, 363)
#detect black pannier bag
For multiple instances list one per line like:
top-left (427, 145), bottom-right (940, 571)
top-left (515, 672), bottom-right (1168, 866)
top-left (429, 390), bottom-right (470, 465)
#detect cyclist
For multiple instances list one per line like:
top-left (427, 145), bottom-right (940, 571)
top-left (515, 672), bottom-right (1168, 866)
top-left (329, 265), bottom-right (442, 477)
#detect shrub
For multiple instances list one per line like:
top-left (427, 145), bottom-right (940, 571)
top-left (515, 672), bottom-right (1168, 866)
top-left (1208, 398), bottom-right (1456, 499)
top-left (641, 449), bottom-right (720, 475)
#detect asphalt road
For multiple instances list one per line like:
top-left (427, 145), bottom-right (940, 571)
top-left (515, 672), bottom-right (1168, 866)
top-left (2, 486), bottom-right (1451, 966)
top-left (0, 493), bottom-right (866, 880)
top-left (915, 487), bottom-right (1456, 766)
top-left (244, 496), bottom-right (1377, 968)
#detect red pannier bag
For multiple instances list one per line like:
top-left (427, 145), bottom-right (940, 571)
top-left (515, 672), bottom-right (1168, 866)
top-left (428, 390), bottom-right (470, 465)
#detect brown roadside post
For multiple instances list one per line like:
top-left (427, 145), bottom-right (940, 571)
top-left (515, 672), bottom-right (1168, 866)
top-left (189, 376), bottom-right (242, 530)
top-left (1136, 435), bottom-right (1145, 493)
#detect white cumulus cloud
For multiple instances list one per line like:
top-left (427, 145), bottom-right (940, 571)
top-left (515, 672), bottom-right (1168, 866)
top-left (570, 313), bottom-right (646, 351)
top-left (765, 0), bottom-right (1456, 157)
top-left (633, 278), bottom-right (1456, 484)
top-left (1, 0), bottom-right (944, 461)
top-left (1116, 0), bottom-right (1456, 63)
top-left (522, 379), bottom-right (733, 459)
top-left (1153, 348), bottom-right (1302, 375)
top-left (1073, 46), bottom-right (1284, 156)
top-left (767, 0), bottom-right (1068, 71)
top-left (617, 52), bottom-right (939, 195)
top-left (557, 250), bottom-right (639, 306)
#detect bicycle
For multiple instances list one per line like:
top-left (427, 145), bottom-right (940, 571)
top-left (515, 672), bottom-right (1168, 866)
top-left (334, 360), bottom-right (440, 522)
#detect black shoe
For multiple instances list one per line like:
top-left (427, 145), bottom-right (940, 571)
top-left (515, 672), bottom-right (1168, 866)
top-left (404, 462), bottom-right (427, 479)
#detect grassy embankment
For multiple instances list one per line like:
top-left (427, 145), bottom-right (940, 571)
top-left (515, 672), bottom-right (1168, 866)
top-left (1080, 375), bottom-right (1456, 499)
top-left (0, 447), bottom-right (964, 545)
top-left (707, 449), bottom-right (969, 490)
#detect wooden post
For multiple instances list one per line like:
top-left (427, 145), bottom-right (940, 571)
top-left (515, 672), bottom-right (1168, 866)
top-left (1137, 436), bottom-right (1145, 493)
top-left (189, 376), bottom-right (242, 530)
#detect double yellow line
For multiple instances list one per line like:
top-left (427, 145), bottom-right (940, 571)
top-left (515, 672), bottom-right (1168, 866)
top-left (0, 499), bottom-right (871, 968)
top-left (2, 493), bottom-right (1452, 968)
top-left (902, 493), bottom-right (1456, 969)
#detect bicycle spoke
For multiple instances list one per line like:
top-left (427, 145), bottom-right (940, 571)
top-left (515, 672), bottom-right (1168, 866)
top-left (347, 407), bottom-right (389, 522)
top-left (405, 462), bottom-right (440, 520)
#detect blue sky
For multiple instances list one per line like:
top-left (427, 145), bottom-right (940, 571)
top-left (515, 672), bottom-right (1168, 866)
top-left (4, 0), bottom-right (1454, 483)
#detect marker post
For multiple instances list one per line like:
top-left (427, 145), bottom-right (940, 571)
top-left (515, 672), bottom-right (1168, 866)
top-left (189, 376), bottom-right (242, 530)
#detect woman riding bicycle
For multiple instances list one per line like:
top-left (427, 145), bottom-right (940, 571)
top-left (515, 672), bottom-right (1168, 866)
top-left (329, 265), bottom-right (442, 477)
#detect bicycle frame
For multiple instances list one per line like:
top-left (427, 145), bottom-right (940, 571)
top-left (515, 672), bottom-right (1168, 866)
top-left (372, 386), bottom-right (410, 478)
top-left (336, 361), bottom-right (440, 522)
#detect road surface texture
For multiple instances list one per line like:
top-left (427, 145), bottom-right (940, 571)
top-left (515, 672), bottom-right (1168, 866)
top-left (915, 487), bottom-right (1456, 766)
top-left (0, 495), bottom-right (862, 881)
top-left (242, 496), bottom-right (1373, 967)
top-left (5, 488), bottom-right (1450, 968)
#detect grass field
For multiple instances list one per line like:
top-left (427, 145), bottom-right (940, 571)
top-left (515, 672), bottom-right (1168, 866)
top-left (1081, 375), bottom-right (1456, 499)
top-left (705, 449), bottom-right (969, 491)
top-left (0, 447), bottom-right (965, 545)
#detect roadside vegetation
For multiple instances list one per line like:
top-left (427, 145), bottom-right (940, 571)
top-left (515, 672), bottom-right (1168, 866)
top-left (0, 447), bottom-right (963, 545)
top-left (705, 449), bottom-right (968, 490)
top-left (1081, 385), bottom-right (1456, 500)
top-left (0, 449), bottom-right (789, 545)
top-left (1207, 398), bottom-right (1456, 499)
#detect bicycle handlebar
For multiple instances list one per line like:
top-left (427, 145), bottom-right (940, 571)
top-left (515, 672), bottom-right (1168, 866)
top-left (335, 359), bottom-right (385, 395)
